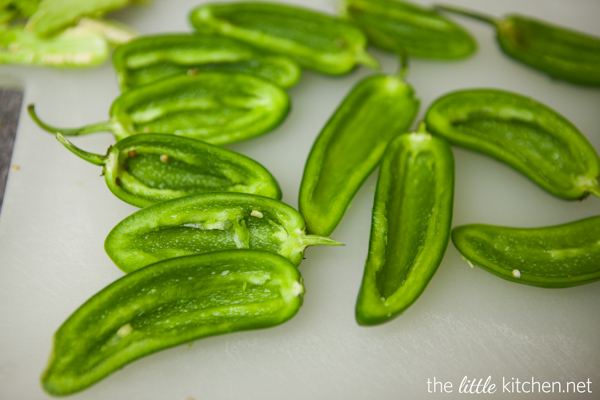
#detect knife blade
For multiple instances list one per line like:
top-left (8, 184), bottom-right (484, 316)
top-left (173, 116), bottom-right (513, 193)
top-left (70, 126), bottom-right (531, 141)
top-left (0, 87), bottom-right (23, 213)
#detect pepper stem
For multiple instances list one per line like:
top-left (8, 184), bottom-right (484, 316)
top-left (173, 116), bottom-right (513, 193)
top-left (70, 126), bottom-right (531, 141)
top-left (55, 133), bottom-right (107, 166)
top-left (28, 104), bottom-right (115, 137)
top-left (588, 182), bottom-right (600, 198)
top-left (355, 48), bottom-right (380, 70)
top-left (397, 51), bottom-right (409, 79)
top-left (301, 234), bottom-right (345, 248)
top-left (360, 28), bottom-right (410, 78)
top-left (434, 4), bottom-right (499, 27)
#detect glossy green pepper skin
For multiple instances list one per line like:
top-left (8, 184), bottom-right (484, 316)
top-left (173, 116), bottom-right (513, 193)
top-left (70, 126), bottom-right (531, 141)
top-left (113, 33), bottom-right (302, 91)
top-left (28, 72), bottom-right (290, 145)
top-left (299, 72), bottom-right (419, 237)
top-left (356, 127), bottom-right (454, 326)
top-left (341, 0), bottom-right (476, 59)
top-left (105, 192), bottom-right (342, 273)
top-left (452, 216), bottom-right (600, 288)
top-left (437, 5), bottom-right (600, 86)
top-left (189, 2), bottom-right (379, 75)
top-left (54, 133), bottom-right (282, 207)
top-left (424, 89), bottom-right (600, 200)
top-left (41, 250), bottom-right (305, 396)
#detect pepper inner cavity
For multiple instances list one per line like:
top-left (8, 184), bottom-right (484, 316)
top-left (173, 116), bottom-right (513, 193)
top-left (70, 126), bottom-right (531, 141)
top-left (127, 60), bottom-right (282, 89)
top-left (375, 150), bottom-right (437, 299)
top-left (132, 212), bottom-right (288, 256)
top-left (210, 9), bottom-right (350, 53)
top-left (133, 107), bottom-right (264, 138)
top-left (450, 115), bottom-right (580, 178)
top-left (122, 152), bottom-right (245, 192)
top-left (73, 274), bottom-right (281, 372)
top-left (470, 233), bottom-right (600, 277)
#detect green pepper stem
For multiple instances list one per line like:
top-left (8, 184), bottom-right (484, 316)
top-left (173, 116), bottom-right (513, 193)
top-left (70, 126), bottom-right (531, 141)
top-left (55, 133), bottom-right (107, 166)
top-left (28, 104), bottom-right (115, 137)
top-left (434, 4), bottom-right (499, 27)
top-left (301, 234), bottom-right (345, 247)
top-left (355, 48), bottom-right (380, 70)
top-left (361, 28), bottom-right (409, 77)
top-left (397, 52), bottom-right (409, 79)
top-left (588, 182), bottom-right (600, 198)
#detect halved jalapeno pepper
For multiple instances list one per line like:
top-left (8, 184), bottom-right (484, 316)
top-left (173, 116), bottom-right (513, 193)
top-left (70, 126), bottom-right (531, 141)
top-left (42, 250), bottom-right (305, 396)
top-left (452, 216), bottom-right (600, 288)
top-left (356, 125), bottom-right (454, 325)
top-left (105, 192), bottom-right (342, 273)
top-left (425, 88), bottom-right (600, 200)
top-left (189, 2), bottom-right (379, 75)
top-left (112, 33), bottom-right (301, 91)
top-left (299, 70), bottom-right (419, 236)
top-left (55, 133), bottom-right (282, 207)
top-left (29, 72), bottom-right (290, 145)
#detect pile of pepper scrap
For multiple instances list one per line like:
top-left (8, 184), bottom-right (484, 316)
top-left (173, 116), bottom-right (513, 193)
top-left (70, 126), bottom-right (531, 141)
top-left (0, 0), bottom-right (138, 67)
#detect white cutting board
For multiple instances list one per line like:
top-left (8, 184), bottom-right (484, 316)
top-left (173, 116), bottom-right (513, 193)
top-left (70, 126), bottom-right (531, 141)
top-left (1, 1), bottom-right (599, 399)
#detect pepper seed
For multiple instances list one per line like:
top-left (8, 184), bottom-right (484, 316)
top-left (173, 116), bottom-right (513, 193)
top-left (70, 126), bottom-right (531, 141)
top-left (251, 210), bottom-right (263, 218)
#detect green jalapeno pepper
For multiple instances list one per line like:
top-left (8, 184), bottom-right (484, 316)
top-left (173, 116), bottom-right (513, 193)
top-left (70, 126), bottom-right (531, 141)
top-left (299, 69), bottom-right (419, 237)
top-left (189, 1), bottom-right (379, 75)
top-left (0, 23), bottom-right (109, 67)
top-left (424, 88), bottom-right (600, 200)
top-left (54, 132), bottom-right (282, 207)
top-left (113, 33), bottom-right (301, 91)
top-left (28, 72), bottom-right (290, 144)
top-left (452, 216), bottom-right (600, 288)
top-left (356, 125), bottom-right (454, 326)
top-left (41, 250), bottom-right (305, 396)
top-left (105, 192), bottom-right (342, 273)
top-left (436, 5), bottom-right (600, 86)
top-left (340, 0), bottom-right (476, 60)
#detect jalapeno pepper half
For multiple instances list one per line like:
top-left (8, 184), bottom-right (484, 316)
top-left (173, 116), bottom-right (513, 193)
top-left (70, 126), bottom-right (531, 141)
top-left (424, 88), bottom-right (600, 200)
top-left (437, 5), bottom-right (600, 86)
top-left (105, 192), bottom-right (343, 273)
top-left (341, 0), bottom-right (476, 60)
top-left (189, 1), bottom-right (379, 75)
top-left (299, 70), bottom-right (419, 237)
top-left (356, 126), bottom-right (454, 325)
top-left (113, 33), bottom-right (301, 91)
top-left (452, 216), bottom-right (600, 288)
top-left (42, 250), bottom-right (305, 396)
top-left (28, 72), bottom-right (290, 145)
top-left (55, 133), bottom-right (282, 207)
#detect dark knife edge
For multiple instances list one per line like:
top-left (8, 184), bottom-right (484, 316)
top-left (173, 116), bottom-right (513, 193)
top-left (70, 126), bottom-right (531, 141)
top-left (0, 88), bottom-right (24, 213)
